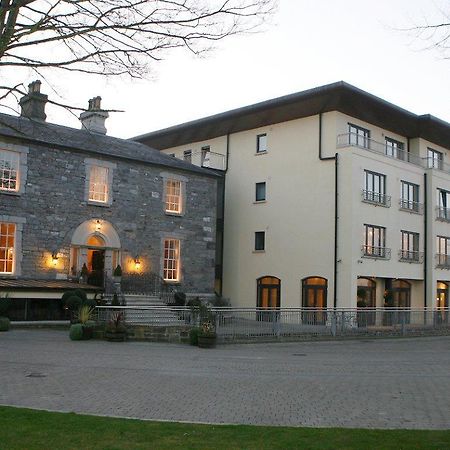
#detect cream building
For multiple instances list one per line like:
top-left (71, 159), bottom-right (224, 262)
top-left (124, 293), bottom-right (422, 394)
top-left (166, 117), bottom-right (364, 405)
top-left (135, 82), bottom-right (450, 312)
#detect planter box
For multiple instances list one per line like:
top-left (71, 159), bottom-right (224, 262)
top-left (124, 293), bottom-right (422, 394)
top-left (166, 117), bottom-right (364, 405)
top-left (105, 330), bottom-right (127, 342)
top-left (198, 334), bottom-right (217, 348)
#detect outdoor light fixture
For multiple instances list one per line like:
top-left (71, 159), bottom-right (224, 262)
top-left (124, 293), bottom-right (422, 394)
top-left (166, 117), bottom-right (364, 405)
top-left (95, 220), bottom-right (102, 231)
top-left (51, 252), bottom-right (58, 266)
top-left (134, 256), bottom-right (141, 270)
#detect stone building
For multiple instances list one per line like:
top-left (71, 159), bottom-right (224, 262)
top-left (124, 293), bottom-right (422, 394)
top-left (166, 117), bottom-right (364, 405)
top-left (0, 81), bottom-right (218, 320)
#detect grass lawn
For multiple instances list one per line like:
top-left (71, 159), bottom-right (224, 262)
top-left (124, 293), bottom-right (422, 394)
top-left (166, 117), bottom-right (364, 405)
top-left (1, 406), bottom-right (450, 450)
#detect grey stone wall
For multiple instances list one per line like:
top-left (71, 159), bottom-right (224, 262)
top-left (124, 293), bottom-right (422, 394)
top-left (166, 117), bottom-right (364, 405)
top-left (0, 138), bottom-right (217, 294)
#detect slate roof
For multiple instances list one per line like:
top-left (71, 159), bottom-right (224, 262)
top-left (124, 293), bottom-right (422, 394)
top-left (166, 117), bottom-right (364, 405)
top-left (0, 112), bottom-right (218, 178)
top-left (0, 279), bottom-right (101, 291)
top-left (134, 81), bottom-right (450, 151)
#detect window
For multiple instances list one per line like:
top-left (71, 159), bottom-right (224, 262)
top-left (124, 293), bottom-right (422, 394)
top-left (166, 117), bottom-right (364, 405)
top-left (349, 124), bottom-right (370, 148)
top-left (201, 146), bottom-right (210, 167)
top-left (400, 181), bottom-right (420, 212)
top-left (428, 148), bottom-right (443, 169)
top-left (0, 222), bottom-right (15, 273)
top-left (400, 231), bottom-right (420, 262)
top-left (257, 276), bottom-right (280, 310)
top-left (363, 224), bottom-right (388, 258)
top-left (363, 170), bottom-right (388, 205)
top-left (0, 149), bottom-right (19, 192)
top-left (255, 231), bottom-right (265, 251)
top-left (165, 179), bottom-right (182, 214)
top-left (255, 182), bottom-right (266, 202)
top-left (183, 150), bottom-right (192, 163)
top-left (256, 134), bottom-right (268, 153)
top-left (385, 137), bottom-right (405, 160)
top-left (89, 165), bottom-right (109, 203)
top-left (437, 188), bottom-right (450, 221)
top-left (163, 238), bottom-right (180, 281)
top-left (437, 236), bottom-right (450, 268)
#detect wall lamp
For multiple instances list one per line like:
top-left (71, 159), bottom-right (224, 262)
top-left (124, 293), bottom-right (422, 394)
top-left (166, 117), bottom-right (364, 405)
top-left (134, 256), bottom-right (141, 270)
top-left (51, 252), bottom-right (59, 266)
top-left (95, 220), bottom-right (102, 231)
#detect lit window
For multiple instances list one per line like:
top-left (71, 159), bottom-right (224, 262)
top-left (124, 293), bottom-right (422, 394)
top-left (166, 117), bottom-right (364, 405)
top-left (256, 134), bottom-right (267, 153)
top-left (0, 222), bottom-right (15, 273)
top-left (163, 239), bottom-right (180, 281)
top-left (0, 150), bottom-right (19, 192)
top-left (89, 165), bottom-right (109, 203)
top-left (363, 224), bottom-right (387, 258)
top-left (165, 179), bottom-right (182, 214)
top-left (255, 182), bottom-right (266, 202)
top-left (400, 231), bottom-right (419, 262)
top-left (255, 231), bottom-right (265, 251)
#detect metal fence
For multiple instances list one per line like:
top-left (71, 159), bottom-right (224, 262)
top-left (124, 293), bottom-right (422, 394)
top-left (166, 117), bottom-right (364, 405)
top-left (96, 306), bottom-right (450, 342)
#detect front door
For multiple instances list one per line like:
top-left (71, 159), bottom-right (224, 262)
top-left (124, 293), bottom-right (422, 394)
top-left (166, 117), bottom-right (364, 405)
top-left (88, 249), bottom-right (105, 286)
top-left (257, 277), bottom-right (280, 321)
top-left (302, 277), bottom-right (328, 325)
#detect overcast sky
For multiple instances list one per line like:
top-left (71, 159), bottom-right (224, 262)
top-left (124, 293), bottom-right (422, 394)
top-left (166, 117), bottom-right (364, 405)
top-left (6, 0), bottom-right (450, 138)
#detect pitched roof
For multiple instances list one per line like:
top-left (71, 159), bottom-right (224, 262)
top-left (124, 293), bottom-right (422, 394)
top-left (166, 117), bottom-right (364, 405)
top-left (0, 113), bottom-right (218, 178)
top-left (134, 81), bottom-right (450, 150)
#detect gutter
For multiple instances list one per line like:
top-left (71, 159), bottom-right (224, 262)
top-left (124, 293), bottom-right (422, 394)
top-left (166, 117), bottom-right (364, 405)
top-left (317, 113), bottom-right (338, 308)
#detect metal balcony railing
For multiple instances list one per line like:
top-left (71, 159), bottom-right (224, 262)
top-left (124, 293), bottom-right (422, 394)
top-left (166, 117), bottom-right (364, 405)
top-left (398, 250), bottom-right (424, 263)
top-left (361, 190), bottom-right (391, 207)
top-left (436, 254), bottom-right (450, 269)
top-left (361, 245), bottom-right (391, 259)
top-left (399, 199), bottom-right (423, 214)
top-left (436, 206), bottom-right (450, 222)
top-left (187, 151), bottom-right (226, 171)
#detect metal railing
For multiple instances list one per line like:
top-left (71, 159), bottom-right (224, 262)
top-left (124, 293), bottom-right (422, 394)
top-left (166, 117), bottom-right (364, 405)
top-left (398, 250), bottom-right (424, 263)
top-left (361, 189), bottom-right (391, 207)
top-left (187, 151), bottom-right (226, 171)
top-left (436, 206), bottom-right (450, 222)
top-left (436, 254), bottom-right (450, 269)
top-left (399, 199), bottom-right (423, 214)
top-left (120, 272), bottom-right (175, 304)
top-left (96, 306), bottom-right (450, 342)
top-left (361, 245), bottom-right (391, 259)
top-left (337, 133), bottom-right (423, 166)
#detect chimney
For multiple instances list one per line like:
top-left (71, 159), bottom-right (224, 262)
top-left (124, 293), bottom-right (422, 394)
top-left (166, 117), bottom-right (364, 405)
top-left (79, 96), bottom-right (109, 134)
top-left (19, 80), bottom-right (48, 121)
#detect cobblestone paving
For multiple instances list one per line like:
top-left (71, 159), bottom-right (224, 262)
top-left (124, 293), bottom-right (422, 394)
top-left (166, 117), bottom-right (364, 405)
top-left (1, 330), bottom-right (450, 429)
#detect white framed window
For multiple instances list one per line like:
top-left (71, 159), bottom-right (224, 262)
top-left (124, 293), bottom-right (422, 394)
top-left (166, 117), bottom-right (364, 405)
top-left (165, 179), bottom-right (182, 214)
top-left (89, 166), bottom-right (109, 203)
top-left (0, 222), bottom-right (15, 273)
top-left (256, 134), bottom-right (268, 153)
top-left (163, 238), bottom-right (180, 281)
top-left (0, 150), bottom-right (19, 192)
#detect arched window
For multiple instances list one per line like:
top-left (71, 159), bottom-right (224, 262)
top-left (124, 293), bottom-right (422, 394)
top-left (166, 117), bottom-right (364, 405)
top-left (392, 279), bottom-right (411, 308)
top-left (302, 277), bottom-right (327, 309)
top-left (257, 276), bottom-right (281, 309)
top-left (357, 277), bottom-right (376, 308)
top-left (437, 281), bottom-right (448, 309)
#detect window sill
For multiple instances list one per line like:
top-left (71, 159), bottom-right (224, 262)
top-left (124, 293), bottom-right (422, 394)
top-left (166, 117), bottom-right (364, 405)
top-left (361, 199), bottom-right (390, 208)
top-left (253, 200), bottom-right (267, 204)
top-left (255, 151), bottom-right (268, 156)
top-left (0, 189), bottom-right (21, 197)
top-left (87, 200), bottom-right (111, 208)
top-left (253, 250), bottom-right (266, 254)
top-left (165, 211), bottom-right (184, 217)
top-left (399, 207), bottom-right (422, 215)
top-left (164, 280), bottom-right (181, 285)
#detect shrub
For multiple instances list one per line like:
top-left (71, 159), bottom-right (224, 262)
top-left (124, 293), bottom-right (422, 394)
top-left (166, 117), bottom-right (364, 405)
top-left (189, 327), bottom-right (200, 346)
top-left (113, 265), bottom-right (122, 277)
top-left (66, 295), bottom-right (82, 312)
top-left (84, 298), bottom-right (97, 308)
top-left (174, 292), bottom-right (186, 306)
top-left (73, 289), bottom-right (88, 302)
top-left (0, 317), bottom-right (10, 332)
top-left (61, 290), bottom-right (74, 305)
top-left (69, 323), bottom-right (84, 340)
top-left (0, 294), bottom-right (11, 316)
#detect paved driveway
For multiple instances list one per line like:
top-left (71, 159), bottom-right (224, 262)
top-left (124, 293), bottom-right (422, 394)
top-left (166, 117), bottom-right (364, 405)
top-left (1, 330), bottom-right (450, 429)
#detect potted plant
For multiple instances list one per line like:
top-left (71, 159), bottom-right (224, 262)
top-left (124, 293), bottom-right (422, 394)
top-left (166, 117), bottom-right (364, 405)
top-left (0, 293), bottom-right (11, 332)
top-left (113, 265), bottom-right (122, 282)
top-left (77, 305), bottom-right (96, 339)
top-left (105, 311), bottom-right (127, 342)
top-left (197, 320), bottom-right (217, 348)
top-left (80, 263), bottom-right (89, 283)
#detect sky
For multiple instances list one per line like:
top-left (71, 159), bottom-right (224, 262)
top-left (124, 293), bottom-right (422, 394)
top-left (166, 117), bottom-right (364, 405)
top-left (3, 0), bottom-right (450, 139)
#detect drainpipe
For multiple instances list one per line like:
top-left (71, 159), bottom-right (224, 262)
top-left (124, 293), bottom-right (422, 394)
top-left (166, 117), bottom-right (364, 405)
top-left (317, 113), bottom-right (338, 308)
top-left (424, 172), bottom-right (427, 308)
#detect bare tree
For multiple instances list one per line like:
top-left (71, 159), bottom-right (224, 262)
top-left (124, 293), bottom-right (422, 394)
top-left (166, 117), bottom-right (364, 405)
top-left (0, 0), bottom-right (276, 112)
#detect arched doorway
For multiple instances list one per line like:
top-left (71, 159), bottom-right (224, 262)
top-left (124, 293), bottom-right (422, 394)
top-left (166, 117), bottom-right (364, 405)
top-left (256, 276), bottom-right (280, 322)
top-left (70, 219), bottom-right (121, 286)
top-left (392, 280), bottom-right (411, 308)
top-left (357, 277), bottom-right (376, 326)
top-left (384, 279), bottom-right (411, 325)
top-left (437, 281), bottom-right (449, 324)
top-left (302, 277), bottom-right (327, 325)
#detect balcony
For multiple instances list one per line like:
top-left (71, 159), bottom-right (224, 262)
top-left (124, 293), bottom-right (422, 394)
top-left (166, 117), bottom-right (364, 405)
top-left (361, 245), bottom-right (391, 260)
top-left (361, 189), bottom-right (391, 207)
top-left (188, 151), bottom-right (226, 171)
top-left (436, 207), bottom-right (450, 222)
top-left (436, 254), bottom-right (450, 269)
top-left (399, 199), bottom-right (423, 214)
top-left (398, 250), bottom-right (424, 263)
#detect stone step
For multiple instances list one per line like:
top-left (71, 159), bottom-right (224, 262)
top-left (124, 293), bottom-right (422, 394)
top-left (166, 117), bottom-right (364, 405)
top-left (124, 308), bottom-right (185, 326)
top-left (124, 294), bottom-right (165, 306)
